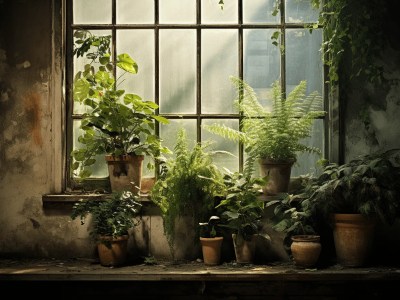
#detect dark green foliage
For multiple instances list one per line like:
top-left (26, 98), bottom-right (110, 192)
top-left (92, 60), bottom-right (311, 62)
top-left (303, 149), bottom-right (400, 225)
top-left (199, 216), bottom-right (222, 238)
top-left (70, 191), bottom-right (142, 242)
top-left (71, 30), bottom-right (170, 178)
top-left (150, 128), bottom-right (227, 252)
top-left (216, 165), bottom-right (266, 241)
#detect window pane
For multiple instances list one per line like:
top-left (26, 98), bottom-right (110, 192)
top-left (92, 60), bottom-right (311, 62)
top-left (286, 29), bottom-right (323, 98)
top-left (73, 0), bottom-right (111, 24)
top-left (291, 119), bottom-right (324, 177)
top-left (202, 29), bottom-right (238, 114)
top-left (72, 120), bottom-right (108, 178)
top-left (117, 0), bottom-right (154, 24)
top-left (243, 0), bottom-right (279, 24)
top-left (202, 119), bottom-right (239, 172)
top-left (285, 0), bottom-right (320, 23)
top-left (159, 119), bottom-right (197, 158)
top-left (160, 0), bottom-right (196, 24)
top-left (244, 29), bottom-right (280, 107)
top-left (202, 0), bottom-right (238, 24)
top-left (117, 30), bottom-right (155, 102)
top-left (159, 29), bottom-right (196, 114)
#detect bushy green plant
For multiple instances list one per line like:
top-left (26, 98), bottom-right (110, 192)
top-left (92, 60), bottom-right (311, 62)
top-left (304, 149), bottom-right (400, 225)
top-left (215, 164), bottom-right (266, 241)
top-left (70, 190), bottom-right (142, 242)
top-left (150, 128), bottom-right (227, 251)
top-left (71, 29), bottom-right (170, 178)
top-left (204, 77), bottom-right (325, 165)
top-left (267, 175), bottom-right (317, 237)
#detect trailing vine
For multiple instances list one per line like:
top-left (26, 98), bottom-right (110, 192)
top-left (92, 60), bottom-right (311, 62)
top-left (219, 0), bottom-right (388, 87)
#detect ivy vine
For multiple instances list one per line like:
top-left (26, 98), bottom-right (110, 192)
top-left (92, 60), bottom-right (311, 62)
top-left (219, 0), bottom-right (388, 88)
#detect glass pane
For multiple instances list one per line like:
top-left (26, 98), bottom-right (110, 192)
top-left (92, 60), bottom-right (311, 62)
top-left (72, 120), bottom-right (108, 178)
top-left (117, 0), bottom-right (154, 24)
top-left (243, 0), bottom-right (279, 24)
top-left (291, 119), bottom-right (324, 177)
top-left (159, 29), bottom-right (196, 114)
top-left (202, 0), bottom-right (238, 24)
top-left (73, 30), bottom-right (112, 114)
top-left (73, 0), bottom-right (111, 24)
top-left (117, 30), bottom-right (155, 103)
top-left (159, 119), bottom-right (197, 159)
top-left (202, 30), bottom-right (238, 114)
top-left (286, 29), bottom-right (323, 99)
top-left (202, 119), bottom-right (239, 173)
top-left (244, 29), bottom-right (280, 108)
top-left (160, 0), bottom-right (196, 24)
top-left (285, 0), bottom-right (320, 23)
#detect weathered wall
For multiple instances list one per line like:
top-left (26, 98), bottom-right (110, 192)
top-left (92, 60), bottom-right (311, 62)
top-left (0, 0), bottom-right (93, 258)
top-left (0, 0), bottom-right (399, 263)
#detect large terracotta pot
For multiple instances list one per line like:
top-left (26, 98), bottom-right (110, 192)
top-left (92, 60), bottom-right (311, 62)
top-left (97, 235), bottom-right (129, 267)
top-left (332, 213), bottom-right (376, 267)
top-left (232, 234), bottom-right (256, 264)
top-left (105, 154), bottom-right (144, 195)
top-left (200, 237), bottom-right (224, 266)
top-left (259, 158), bottom-right (294, 196)
top-left (291, 235), bottom-right (321, 268)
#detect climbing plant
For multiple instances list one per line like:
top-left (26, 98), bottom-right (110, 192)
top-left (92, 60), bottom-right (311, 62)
top-left (218, 0), bottom-right (388, 87)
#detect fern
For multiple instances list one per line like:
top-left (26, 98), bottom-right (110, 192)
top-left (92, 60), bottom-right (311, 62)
top-left (204, 76), bottom-right (326, 167)
top-left (150, 128), bottom-right (226, 258)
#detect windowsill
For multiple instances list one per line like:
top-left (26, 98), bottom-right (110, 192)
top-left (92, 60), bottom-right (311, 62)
top-left (42, 192), bottom-right (154, 210)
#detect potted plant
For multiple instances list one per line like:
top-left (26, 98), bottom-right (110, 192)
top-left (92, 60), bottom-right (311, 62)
top-left (70, 190), bottom-right (142, 267)
top-left (150, 127), bottom-right (227, 260)
top-left (266, 175), bottom-right (322, 268)
top-left (204, 77), bottom-right (326, 196)
top-left (303, 148), bottom-right (400, 267)
top-left (216, 164), bottom-right (267, 264)
top-left (71, 29), bottom-right (170, 194)
top-left (199, 216), bottom-right (224, 266)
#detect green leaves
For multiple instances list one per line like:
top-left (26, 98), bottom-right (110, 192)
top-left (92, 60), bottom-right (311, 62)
top-left (71, 30), bottom-right (170, 179)
top-left (204, 77), bottom-right (326, 166)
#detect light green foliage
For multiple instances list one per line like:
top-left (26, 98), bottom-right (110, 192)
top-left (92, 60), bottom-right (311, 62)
top-left (71, 30), bottom-right (170, 178)
top-left (70, 191), bottom-right (142, 242)
top-left (150, 128), bottom-right (226, 252)
top-left (204, 77), bottom-right (325, 165)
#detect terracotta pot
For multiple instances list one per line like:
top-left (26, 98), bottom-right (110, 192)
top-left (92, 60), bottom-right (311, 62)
top-left (97, 235), bottom-right (129, 267)
top-left (232, 234), bottom-right (256, 264)
top-left (332, 213), bottom-right (376, 267)
top-left (259, 158), bottom-right (294, 196)
top-left (200, 237), bottom-right (224, 266)
top-left (291, 235), bottom-right (321, 268)
top-left (105, 154), bottom-right (144, 195)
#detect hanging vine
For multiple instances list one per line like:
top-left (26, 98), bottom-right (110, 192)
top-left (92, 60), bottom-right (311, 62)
top-left (219, 0), bottom-right (388, 87)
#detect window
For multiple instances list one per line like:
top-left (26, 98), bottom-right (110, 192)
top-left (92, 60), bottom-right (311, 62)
top-left (66, 0), bottom-right (331, 190)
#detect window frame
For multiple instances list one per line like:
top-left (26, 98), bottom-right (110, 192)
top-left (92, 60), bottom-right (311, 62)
top-left (64, 0), bottom-right (339, 192)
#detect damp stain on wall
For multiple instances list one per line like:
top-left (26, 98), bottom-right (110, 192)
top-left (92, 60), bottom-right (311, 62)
top-left (23, 91), bottom-right (42, 147)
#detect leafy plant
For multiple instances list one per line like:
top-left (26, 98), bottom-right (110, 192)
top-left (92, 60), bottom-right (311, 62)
top-left (70, 190), bottom-right (142, 242)
top-left (150, 127), bottom-right (227, 252)
top-left (267, 175), bottom-right (317, 237)
top-left (71, 29), bottom-right (170, 178)
top-left (215, 164), bottom-right (266, 241)
top-left (304, 149), bottom-right (400, 225)
top-left (204, 77), bottom-right (325, 165)
top-left (199, 216), bottom-right (222, 238)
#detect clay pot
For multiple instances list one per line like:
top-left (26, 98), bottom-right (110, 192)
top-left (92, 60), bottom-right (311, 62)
top-left (200, 237), bottom-right (224, 266)
top-left (291, 235), bottom-right (321, 268)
